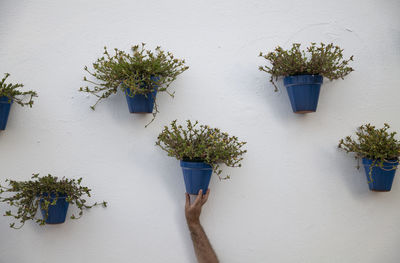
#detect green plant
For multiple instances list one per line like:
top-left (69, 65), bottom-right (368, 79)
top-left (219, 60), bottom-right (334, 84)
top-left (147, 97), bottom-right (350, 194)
top-left (259, 43), bottom-right (354, 91)
top-left (0, 174), bottom-right (107, 229)
top-left (80, 43), bottom-right (189, 125)
top-left (338, 123), bottom-right (400, 173)
top-left (156, 120), bottom-right (247, 179)
top-left (0, 73), bottom-right (37, 106)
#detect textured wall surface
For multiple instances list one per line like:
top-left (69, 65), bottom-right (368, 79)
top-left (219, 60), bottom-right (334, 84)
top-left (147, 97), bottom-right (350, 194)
top-left (0, 0), bottom-right (399, 262)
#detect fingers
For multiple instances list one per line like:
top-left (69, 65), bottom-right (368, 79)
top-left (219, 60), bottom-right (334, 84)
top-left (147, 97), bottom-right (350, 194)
top-left (202, 189), bottom-right (210, 205)
top-left (186, 189), bottom-right (210, 207)
top-left (192, 189), bottom-right (203, 206)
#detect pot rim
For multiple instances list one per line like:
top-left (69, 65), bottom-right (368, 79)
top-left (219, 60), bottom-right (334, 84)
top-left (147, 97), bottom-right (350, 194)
top-left (180, 160), bottom-right (212, 169)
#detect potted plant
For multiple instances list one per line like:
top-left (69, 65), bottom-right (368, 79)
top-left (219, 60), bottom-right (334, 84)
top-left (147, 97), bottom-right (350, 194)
top-left (0, 73), bottom-right (37, 130)
top-left (156, 120), bottom-right (247, 194)
top-left (259, 43), bottom-right (354, 113)
top-left (338, 123), bottom-right (400, 192)
top-left (80, 43), bottom-right (189, 126)
top-left (0, 173), bottom-right (107, 228)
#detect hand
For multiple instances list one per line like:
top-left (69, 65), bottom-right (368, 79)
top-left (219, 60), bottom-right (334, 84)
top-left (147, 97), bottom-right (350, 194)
top-left (185, 189), bottom-right (210, 227)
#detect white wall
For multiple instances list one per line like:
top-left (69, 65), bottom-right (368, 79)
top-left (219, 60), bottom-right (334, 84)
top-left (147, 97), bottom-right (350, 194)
top-left (0, 0), bottom-right (399, 262)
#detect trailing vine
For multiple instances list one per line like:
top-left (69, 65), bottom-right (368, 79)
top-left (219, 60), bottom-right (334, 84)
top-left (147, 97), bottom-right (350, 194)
top-left (259, 43), bottom-right (354, 91)
top-left (338, 123), bottom-right (400, 181)
top-left (0, 174), bottom-right (107, 229)
top-left (80, 43), bottom-right (188, 126)
top-left (156, 120), bottom-right (247, 179)
top-left (0, 73), bottom-right (37, 107)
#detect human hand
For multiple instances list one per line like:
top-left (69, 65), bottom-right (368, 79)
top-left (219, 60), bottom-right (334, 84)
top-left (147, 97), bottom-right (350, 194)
top-left (185, 189), bottom-right (210, 228)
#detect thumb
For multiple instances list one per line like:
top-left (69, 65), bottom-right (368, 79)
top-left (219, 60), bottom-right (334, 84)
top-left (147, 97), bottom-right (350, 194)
top-left (185, 193), bottom-right (190, 208)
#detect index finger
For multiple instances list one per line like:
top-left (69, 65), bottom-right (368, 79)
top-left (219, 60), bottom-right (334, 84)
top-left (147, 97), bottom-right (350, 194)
top-left (192, 189), bottom-right (203, 206)
top-left (202, 189), bottom-right (210, 204)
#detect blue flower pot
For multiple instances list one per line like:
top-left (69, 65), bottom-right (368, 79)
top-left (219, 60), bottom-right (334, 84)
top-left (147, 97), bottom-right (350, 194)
top-left (362, 158), bottom-right (398, 192)
top-left (39, 193), bottom-right (69, 224)
top-left (180, 161), bottom-right (212, 195)
top-left (124, 76), bottom-right (159, 113)
top-left (283, 75), bottom-right (323, 113)
top-left (0, 96), bottom-right (13, 130)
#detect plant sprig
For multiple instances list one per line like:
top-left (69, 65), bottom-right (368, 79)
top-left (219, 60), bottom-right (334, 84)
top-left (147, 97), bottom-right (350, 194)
top-left (338, 123), bottom-right (400, 169)
top-left (80, 43), bottom-right (188, 126)
top-left (0, 174), bottom-right (107, 229)
top-left (0, 73), bottom-right (37, 107)
top-left (156, 120), bottom-right (247, 179)
top-left (259, 43), bottom-right (354, 91)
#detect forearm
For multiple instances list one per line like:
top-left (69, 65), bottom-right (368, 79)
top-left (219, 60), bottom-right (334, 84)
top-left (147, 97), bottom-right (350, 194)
top-left (188, 222), bottom-right (219, 263)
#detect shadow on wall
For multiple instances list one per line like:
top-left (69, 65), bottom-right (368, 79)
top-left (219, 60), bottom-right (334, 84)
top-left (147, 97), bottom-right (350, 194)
top-left (150, 154), bottom-right (197, 261)
top-left (79, 88), bottom-right (157, 128)
top-left (334, 153), bottom-right (371, 198)
top-left (261, 79), bottom-right (316, 123)
top-left (232, 65), bottom-right (297, 123)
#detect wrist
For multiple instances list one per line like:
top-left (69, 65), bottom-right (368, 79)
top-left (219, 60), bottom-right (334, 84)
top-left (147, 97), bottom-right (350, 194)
top-left (187, 220), bottom-right (201, 230)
